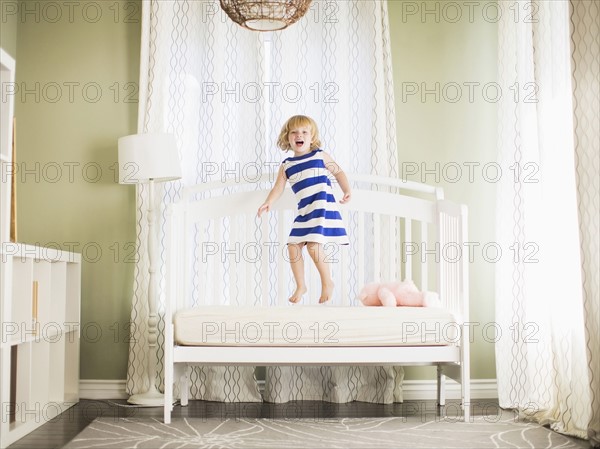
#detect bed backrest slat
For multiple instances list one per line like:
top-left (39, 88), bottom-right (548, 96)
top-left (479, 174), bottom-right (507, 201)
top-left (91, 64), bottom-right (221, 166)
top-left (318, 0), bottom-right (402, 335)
top-left (277, 210), bottom-right (286, 305)
top-left (181, 211), bottom-right (190, 308)
top-left (404, 218), bottom-right (412, 281)
top-left (245, 215), bottom-right (253, 306)
top-left (260, 216), bottom-right (269, 307)
top-left (242, 215), bottom-right (250, 305)
top-left (196, 219), bottom-right (207, 307)
top-left (373, 213), bottom-right (381, 282)
top-left (340, 245), bottom-right (349, 305)
top-left (357, 212), bottom-right (366, 291)
top-left (257, 216), bottom-right (266, 307)
top-left (420, 221), bottom-right (429, 292)
top-left (214, 219), bottom-right (222, 305)
top-left (229, 231), bottom-right (238, 305)
top-left (388, 216), bottom-right (396, 281)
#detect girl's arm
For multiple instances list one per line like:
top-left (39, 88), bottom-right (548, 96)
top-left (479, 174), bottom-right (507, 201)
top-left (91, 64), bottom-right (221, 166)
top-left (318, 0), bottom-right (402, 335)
top-left (257, 165), bottom-right (287, 216)
top-left (322, 152), bottom-right (351, 204)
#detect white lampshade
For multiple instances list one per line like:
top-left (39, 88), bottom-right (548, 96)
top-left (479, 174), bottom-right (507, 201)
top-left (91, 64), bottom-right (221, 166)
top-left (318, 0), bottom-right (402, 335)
top-left (118, 133), bottom-right (182, 184)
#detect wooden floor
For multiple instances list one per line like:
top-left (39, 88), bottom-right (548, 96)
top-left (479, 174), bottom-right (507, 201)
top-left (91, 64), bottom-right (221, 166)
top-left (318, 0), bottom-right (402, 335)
top-left (8, 398), bottom-right (501, 448)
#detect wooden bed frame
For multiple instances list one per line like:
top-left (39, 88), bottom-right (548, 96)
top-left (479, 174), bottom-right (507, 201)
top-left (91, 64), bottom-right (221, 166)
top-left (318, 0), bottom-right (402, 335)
top-left (163, 174), bottom-right (470, 423)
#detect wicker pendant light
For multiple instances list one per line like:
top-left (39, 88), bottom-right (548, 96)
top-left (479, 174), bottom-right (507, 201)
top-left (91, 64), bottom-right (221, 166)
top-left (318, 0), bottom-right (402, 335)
top-left (219, 0), bottom-right (312, 31)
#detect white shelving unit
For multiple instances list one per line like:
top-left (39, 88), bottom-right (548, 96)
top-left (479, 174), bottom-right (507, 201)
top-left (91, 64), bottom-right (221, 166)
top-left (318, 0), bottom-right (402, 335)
top-left (0, 245), bottom-right (81, 448)
top-left (0, 49), bottom-right (82, 449)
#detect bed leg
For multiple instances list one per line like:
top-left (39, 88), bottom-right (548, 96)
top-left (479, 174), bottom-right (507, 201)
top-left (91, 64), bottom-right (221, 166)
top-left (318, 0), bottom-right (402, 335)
top-left (164, 360), bottom-right (174, 425)
top-left (461, 330), bottom-right (471, 423)
top-left (437, 365), bottom-right (446, 407)
top-left (180, 365), bottom-right (190, 407)
top-left (462, 367), bottom-right (471, 423)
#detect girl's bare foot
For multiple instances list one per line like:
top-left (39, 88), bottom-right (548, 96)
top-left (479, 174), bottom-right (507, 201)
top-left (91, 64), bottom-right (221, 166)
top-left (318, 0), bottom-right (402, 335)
top-left (319, 281), bottom-right (334, 303)
top-left (289, 285), bottom-right (307, 303)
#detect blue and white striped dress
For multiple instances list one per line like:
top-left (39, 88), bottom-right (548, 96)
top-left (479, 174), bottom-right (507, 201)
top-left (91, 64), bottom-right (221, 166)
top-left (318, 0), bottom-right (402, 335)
top-left (282, 149), bottom-right (349, 245)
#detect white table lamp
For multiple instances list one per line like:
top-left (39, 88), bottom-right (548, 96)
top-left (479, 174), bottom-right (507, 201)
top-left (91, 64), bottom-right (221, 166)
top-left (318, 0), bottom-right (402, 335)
top-left (118, 133), bottom-right (182, 406)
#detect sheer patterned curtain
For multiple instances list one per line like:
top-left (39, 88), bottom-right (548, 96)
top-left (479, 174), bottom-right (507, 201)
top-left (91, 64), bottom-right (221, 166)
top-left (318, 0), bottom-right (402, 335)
top-left (495, 0), bottom-right (599, 442)
top-left (126, 0), bottom-right (401, 404)
top-left (126, 0), bottom-right (266, 401)
top-left (571, 1), bottom-right (600, 444)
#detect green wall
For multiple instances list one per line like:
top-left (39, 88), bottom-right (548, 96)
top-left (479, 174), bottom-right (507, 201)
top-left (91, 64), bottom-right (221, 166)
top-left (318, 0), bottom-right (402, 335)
top-left (388, 0), bottom-right (498, 379)
top-left (0, 0), bottom-right (19, 59)
top-left (9, 0), bottom-right (497, 382)
top-left (12, 0), bottom-right (140, 379)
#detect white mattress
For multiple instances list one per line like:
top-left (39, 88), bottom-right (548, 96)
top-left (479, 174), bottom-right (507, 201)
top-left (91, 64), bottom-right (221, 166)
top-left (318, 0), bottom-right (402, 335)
top-left (174, 305), bottom-right (459, 347)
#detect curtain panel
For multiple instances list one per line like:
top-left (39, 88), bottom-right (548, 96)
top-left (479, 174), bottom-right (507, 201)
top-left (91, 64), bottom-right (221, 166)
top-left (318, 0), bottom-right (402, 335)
top-left (570, 1), bottom-right (600, 444)
top-left (495, 0), bottom-right (599, 443)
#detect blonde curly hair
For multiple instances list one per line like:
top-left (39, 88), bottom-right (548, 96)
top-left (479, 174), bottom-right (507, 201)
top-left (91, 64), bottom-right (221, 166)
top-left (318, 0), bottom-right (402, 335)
top-left (277, 115), bottom-right (322, 151)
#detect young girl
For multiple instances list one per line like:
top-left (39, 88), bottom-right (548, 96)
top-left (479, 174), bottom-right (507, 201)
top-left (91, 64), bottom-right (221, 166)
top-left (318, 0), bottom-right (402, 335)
top-left (257, 115), bottom-right (351, 304)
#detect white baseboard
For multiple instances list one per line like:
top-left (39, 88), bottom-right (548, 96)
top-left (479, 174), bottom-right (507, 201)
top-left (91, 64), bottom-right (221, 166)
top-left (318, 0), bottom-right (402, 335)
top-left (401, 379), bottom-right (497, 400)
top-left (80, 379), bottom-right (497, 401)
top-left (80, 380), bottom-right (129, 400)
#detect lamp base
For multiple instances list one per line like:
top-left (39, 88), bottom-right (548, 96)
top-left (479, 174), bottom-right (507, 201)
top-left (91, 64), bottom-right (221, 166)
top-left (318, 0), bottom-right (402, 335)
top-left (127, 389), bottom-right (164, 407)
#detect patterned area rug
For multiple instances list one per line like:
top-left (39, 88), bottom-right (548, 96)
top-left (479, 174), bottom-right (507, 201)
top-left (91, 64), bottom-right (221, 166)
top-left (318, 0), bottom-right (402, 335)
top-left (62, 416), bottom-right (589, 448)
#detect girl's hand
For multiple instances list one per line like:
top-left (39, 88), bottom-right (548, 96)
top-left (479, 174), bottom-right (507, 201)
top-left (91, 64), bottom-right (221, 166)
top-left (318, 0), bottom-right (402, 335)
top-left (322, 152), bottom-right (351, 205)
top-left (257, 203), bottom-right (271, 217)
top-left (258, 166), bottom-right (286, 217)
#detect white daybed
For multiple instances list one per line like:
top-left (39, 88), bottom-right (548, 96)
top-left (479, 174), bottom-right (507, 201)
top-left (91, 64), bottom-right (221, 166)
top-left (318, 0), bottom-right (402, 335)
top-left (163, 175), bottom-right (470, 423)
